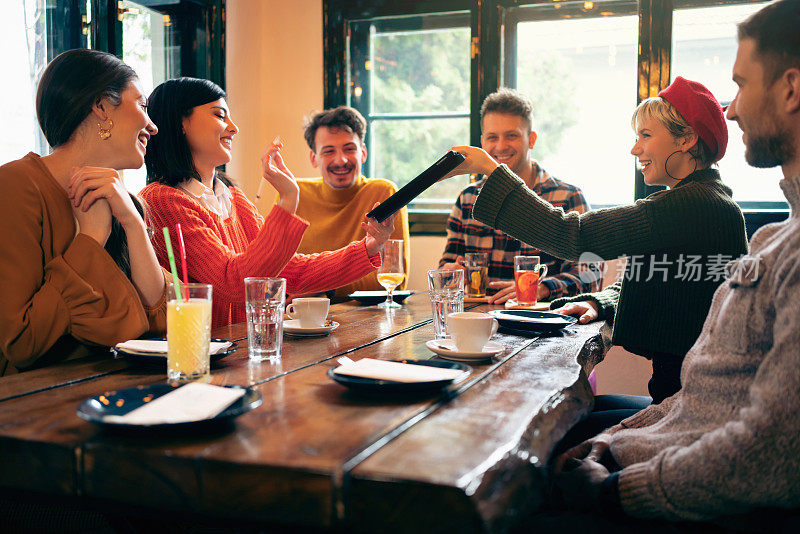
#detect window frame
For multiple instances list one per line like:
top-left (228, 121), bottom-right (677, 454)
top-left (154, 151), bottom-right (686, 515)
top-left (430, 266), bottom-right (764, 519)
top-left (324, 0), bottom-right (789, 235)
top-left (40, 0), bottom-right (225, 87)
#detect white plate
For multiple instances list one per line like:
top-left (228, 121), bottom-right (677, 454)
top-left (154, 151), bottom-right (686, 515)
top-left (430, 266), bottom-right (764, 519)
top-left (425, 339), bottom-right (504, 361)
top-left (112, 339), bottom-right (235, 358)
top-left (284, 319), bottom-right (339, 336)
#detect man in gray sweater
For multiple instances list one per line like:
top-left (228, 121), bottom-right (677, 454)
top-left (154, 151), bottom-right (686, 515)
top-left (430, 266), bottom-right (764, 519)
top-left (550, 0), bottom-right (800, 526)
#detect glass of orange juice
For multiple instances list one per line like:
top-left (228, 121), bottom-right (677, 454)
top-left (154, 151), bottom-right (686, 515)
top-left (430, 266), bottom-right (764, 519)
top-left (167, 283), bottom-right (213, 381)
top-left (514, 256), bottom-right (548, 306)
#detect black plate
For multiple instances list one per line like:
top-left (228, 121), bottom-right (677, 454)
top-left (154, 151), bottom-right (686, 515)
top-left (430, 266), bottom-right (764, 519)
top-left (111, 339), bottom-right (237, 366)
top-left (348, 290), bottom-right (413, 306)
top-left (487, 310), bottom-right (577, 333)
top-left (77, 383), bottom-right (261, 430)
top-left (328, 359), bottom-right (471, 394)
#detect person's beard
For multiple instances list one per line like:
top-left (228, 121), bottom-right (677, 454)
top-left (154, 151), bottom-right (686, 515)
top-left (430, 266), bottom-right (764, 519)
top-left (745, 97), bottom-right (795, 168)
top-left (746, 129), bottom-right (795, 168)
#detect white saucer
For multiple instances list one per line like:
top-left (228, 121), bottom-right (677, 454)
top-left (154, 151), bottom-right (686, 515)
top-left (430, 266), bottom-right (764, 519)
top-left (425, 339), bottom-right (504, 361)
top-left (283, 319), bottom-right (339, 337)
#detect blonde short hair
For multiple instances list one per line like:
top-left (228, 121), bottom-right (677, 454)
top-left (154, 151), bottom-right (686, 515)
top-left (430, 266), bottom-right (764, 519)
top-left (631, 97), bottom-right (714, 166)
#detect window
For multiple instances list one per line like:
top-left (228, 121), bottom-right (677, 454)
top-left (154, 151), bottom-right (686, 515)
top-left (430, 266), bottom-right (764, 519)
top-left (672, 1), bottom-right (783, 207)
top-left (121, 1), bottom-right (182, 193)
top-left (508, 2), bottom-right (638, 206)
top-left (348, 13), bottom-right (472, 209)
top-left (329, 0), bottom-right (786, 235)
top-left (0, 0), bottom-right (224, 194)
top-left (0, 0), bottom-right (73, 162)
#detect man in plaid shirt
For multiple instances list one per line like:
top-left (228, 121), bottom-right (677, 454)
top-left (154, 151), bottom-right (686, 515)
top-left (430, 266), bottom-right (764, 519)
top-left (440, 88), bottom-right (602, 303)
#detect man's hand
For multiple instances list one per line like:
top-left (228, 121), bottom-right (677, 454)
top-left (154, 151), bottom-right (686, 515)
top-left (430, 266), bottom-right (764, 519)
top-left (553, 433), bottom-right (612, 475)
top-left (552, 300), bottom-right (600, 324)
top-left (487, 281), bottom-right (515, 304)
top-left (440, 256), bottom-right (466, 272)
top-left (551, 433), bottom-right (613, 511)
top-left (553, 457), bottom-right (612, 511)
top-left (538, 283), bottom-right (551, 301)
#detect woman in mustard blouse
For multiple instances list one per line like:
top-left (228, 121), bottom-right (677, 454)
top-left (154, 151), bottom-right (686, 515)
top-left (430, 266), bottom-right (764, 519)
top-left (0, 49), bottom-right (167, 376)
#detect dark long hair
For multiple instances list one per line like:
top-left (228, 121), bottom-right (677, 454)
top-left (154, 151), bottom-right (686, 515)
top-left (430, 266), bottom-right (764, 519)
top-left (36, 49), bottom-right (137, 148)
top-left (145, 77), bottom-right (230, 187)
top-left (36, 48), bottom-right (140, 277)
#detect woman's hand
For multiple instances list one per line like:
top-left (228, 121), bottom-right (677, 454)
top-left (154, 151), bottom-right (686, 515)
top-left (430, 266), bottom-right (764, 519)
top-left (552, 300), bottom-right (600, 324)
top-left (73, 197), bottom-right (112, 246)
top-left (261, 139), bottom-right (299, 214)
top-left (68, 167), bottom-right (142, 229)
top-left (440, 145), bottom-right (500, 180)
top-left (363, 203), bottom-right (397, 257)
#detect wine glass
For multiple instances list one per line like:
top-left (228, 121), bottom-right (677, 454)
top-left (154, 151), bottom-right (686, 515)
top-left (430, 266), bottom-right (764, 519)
top-left (376, 240), bottom-right (405, 308)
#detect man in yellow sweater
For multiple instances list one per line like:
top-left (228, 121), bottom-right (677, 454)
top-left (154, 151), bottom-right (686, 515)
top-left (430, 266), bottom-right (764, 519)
top-left (296, 106), bottom-right (410, 299)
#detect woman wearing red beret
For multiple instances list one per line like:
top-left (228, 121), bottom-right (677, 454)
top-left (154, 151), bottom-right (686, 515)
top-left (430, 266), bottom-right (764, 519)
top-left (445, 76), bottom-right (748, 424)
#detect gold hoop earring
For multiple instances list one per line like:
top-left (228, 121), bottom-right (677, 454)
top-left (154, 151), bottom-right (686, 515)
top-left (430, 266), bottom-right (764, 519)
top-left (98, 119), bottom-right (113, 140)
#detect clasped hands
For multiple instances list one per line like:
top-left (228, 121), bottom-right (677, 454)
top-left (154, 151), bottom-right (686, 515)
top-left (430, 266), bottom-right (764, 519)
top-left (551, 433), bottom-right (615, 512)
top-left (67, 166), bottom-right (143, 246)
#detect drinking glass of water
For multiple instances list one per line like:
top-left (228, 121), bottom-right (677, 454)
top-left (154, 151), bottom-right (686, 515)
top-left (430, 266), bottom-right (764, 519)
top-left (244, 277), bottom-right (286, 361)
top-left (426, 269), bottom-right (464, 339)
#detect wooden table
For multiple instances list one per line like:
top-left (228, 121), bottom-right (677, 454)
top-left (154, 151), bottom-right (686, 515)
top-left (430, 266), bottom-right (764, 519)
top-left (0, 294), bottom-right (610, 533)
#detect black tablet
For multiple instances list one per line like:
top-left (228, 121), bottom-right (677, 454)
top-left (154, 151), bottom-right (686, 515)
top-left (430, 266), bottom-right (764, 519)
top-left (366, 150), bottom-right (466, 222)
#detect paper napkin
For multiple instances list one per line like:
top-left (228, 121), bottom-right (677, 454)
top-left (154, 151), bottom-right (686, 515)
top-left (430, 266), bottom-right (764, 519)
top-left (333, 358), bottom-right (464, 383)
top-left (115, 339), bottom-right (232, 355)
top-left (102, 383), bottom-right (246, 425)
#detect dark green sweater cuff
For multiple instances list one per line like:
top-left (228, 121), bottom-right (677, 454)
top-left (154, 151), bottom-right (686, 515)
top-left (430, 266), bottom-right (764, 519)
top-left (472, 164), bottom-right (526, 227)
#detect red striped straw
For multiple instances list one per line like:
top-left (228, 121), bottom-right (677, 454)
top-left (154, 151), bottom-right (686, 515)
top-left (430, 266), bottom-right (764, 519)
top-left (175, 223), bottom-right (189, 285)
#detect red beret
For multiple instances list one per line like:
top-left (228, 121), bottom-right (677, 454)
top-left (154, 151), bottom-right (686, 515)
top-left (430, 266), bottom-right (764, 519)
top-left (658, 76), bottom-right (727, 162)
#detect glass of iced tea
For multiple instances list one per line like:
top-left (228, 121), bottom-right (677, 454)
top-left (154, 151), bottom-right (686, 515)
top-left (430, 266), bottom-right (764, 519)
top-left (514, 256), bottom-right (548, 306)
top-left (465, 252), bottom-right (489, 298)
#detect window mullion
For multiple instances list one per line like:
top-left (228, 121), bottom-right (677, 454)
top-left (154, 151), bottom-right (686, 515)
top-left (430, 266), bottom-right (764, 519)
top-left (323, 0), bottom-right (347, 109)
top-left (501, 8), bottom-right (518, 88)
top-left (635, 0), bottom-right (674, 200)
top-left (471, 1), bottom-right (501, 147)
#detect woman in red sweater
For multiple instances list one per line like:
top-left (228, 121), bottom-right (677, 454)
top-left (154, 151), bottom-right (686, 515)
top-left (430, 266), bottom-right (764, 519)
top-left (140, 78), bottom-right (394, 327)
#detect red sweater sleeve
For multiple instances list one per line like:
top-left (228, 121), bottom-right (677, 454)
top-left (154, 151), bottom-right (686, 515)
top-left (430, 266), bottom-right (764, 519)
top-left (281, 239), bottom-right (381, 297)
top-left (140, 183), bottom-right (308, 303)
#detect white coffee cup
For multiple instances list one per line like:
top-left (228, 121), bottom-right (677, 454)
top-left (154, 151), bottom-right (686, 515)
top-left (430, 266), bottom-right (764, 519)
top-left (286, 297), bottom-right (330, 328)
top-left (447, 311), bottom-right (499, 352)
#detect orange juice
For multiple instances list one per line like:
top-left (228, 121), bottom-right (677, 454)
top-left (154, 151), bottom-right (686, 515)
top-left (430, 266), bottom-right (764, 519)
top-left (378, 272), bottom-right (405, 291)
top-left (514, 271), bottom-right (540, 305)
top-left (167, 298), bottom-right (212, 380)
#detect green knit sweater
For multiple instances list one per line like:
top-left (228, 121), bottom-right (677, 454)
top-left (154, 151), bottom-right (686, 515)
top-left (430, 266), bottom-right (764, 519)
top-left (473, 165), bottom-right (748, 357)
